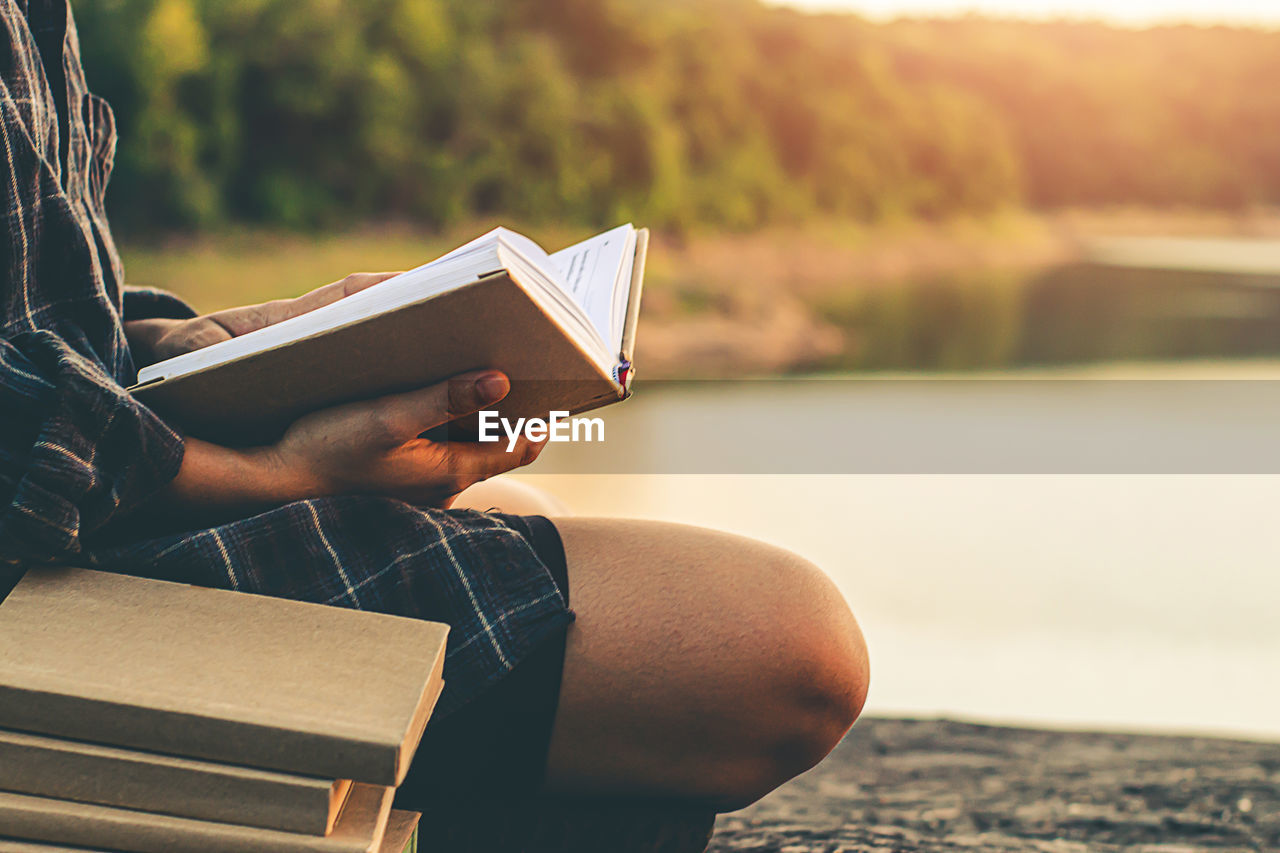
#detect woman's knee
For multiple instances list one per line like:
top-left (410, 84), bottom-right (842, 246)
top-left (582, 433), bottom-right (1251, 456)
top-left (714, 545), bottom-right (869, 809)
top-left (547, 519), bottom-right (868, 809)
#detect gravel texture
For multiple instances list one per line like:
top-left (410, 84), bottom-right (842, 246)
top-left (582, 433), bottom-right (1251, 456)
top-left (709, 718), bottom-right (1280, 852)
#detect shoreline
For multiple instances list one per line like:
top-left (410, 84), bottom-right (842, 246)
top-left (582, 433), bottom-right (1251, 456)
top-left (124, 207), bottom-right (1280, 313)
top-left (121, 208), bottom-right (1280, 380)
top-left (846, 712), bottom-right (1280, 748)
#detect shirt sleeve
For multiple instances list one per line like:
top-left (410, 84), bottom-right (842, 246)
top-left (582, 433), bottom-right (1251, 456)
top-left (0, 329), bottom-right (185, 564)
top-left (122, 286), bottom-right (199, 322)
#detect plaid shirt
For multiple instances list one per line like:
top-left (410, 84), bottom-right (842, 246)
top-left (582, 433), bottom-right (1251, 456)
top-left (0, 0), bottom-right (570, 717)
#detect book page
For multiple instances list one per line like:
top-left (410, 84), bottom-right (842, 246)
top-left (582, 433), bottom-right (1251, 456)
top-left (550, 224), bottom-right (634, 349)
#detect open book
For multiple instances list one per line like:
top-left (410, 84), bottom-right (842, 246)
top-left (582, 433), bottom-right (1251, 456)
top-left (132, 224), bottom-right (648, 445)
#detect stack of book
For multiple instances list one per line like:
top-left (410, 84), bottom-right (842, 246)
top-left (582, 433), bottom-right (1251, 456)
top-left (0, 567), bottom-right (446, 853)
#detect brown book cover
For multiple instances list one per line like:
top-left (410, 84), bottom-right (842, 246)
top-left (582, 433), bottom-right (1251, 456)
top-left (0, 568), bottom-right (447, 786)
top-left (377, 811), bottom-right (420, 853)
top-left (0, 784), bottom-right (393, 853)
top-left (131, 228), bottom-right (649, 446)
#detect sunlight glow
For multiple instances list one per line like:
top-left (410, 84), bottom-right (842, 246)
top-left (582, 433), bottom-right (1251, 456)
top-left (771, 0), bottom-right (1280, 27)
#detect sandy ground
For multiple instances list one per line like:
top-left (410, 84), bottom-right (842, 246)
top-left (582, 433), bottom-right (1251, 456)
top-left (709, 718), bottom-right (1279, 852)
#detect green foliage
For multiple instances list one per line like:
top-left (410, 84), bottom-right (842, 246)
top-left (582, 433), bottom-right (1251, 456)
top-left (73, 0), bottom-right (1280, 234)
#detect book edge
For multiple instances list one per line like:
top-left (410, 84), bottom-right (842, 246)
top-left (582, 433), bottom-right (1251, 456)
top-left (620, 227), bottom-right (649, 368)
top-left (0, 726), bottom-right (339, 834)
top-left (327, 780), bottom-right (355, 836)
top-left (0, 682), bottom-right (400, 785)
top-left (0, 785), bottom-right (394, 853)
top-left (377, 811), bottom-right (421, 853)
top-left (393, 656), bottom-right (447, 786)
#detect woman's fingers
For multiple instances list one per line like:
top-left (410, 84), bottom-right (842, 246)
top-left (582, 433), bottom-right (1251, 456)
top-left (155, 317), bottom-right (237, 357)
top-left (365, 370), bottom-right (511, 442)
top-left (289, 272), bottom-right (401, 315)
top-left (274, 368), bottom-right (550, 505)
top-left (435, 436), bottom-right (549, 492)
top-left (207, 273), bottom-right (403, 337)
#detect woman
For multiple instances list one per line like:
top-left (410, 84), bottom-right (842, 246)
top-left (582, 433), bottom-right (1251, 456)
top-left (0, 0), bottom-right (868, 821)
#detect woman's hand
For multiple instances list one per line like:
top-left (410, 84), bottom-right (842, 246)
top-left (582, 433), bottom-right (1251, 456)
top-left (125, 273), bottom-right (400, 365)
top-left (138, 273), bottom-right (545, 517)
top-left (163, 370), bottom-right (545, 516)
top-left (266, 369), bottom-right (544, 507)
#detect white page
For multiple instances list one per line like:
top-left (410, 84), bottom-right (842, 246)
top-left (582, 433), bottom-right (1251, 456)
top-left (550, 224), bottom-right (633, 348)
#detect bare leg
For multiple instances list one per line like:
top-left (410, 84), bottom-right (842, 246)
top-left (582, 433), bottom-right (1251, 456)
top-left (453, 477), bottom-right (571, 516)
top-left (543, 518), bottom-right (869, 812)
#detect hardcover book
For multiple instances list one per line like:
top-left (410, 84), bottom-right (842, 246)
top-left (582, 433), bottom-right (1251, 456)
top-left (0, 784), bottom-right (393, 853)
top-left (0, 683), bottom-right (434, 835)
top-left (0, 568), bottom-right (447, 786)
top-left (131, 224), bottom-right (649, 445)
top-left (0, 724), bottom-right (353, 834)
top-left (0, 843), bottom-right (111, 852)
top-left (0, 810), bottom-right (419, 853)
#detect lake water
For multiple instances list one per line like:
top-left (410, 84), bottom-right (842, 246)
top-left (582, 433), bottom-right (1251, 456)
top-left (817, 238), bottom-right (1280, 372)
top-left (520, 468), bottom-right (1280, 742)
top-left (520, 239), bottom-right (1280, 743)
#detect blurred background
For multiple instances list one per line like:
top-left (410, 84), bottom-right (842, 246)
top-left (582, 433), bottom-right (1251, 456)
top-left (83, 0), bottom-right (1280, 740)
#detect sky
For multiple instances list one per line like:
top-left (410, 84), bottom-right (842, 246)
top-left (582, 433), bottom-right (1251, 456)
top-left (772, 0), bottom-right (1280, 27)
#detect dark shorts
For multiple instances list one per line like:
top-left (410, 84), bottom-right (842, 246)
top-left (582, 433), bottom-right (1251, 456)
top-left (395, 515), bottom-right (570, 804)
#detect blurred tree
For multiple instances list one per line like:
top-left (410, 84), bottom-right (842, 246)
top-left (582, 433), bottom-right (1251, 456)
top-left (72, 0), bottom-right (1280, 233)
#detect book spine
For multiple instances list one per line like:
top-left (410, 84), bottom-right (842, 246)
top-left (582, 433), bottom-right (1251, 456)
top-left (0, 730), bottom-right (338, 835)
top-left (0, 787), bottom-right (390, 853)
